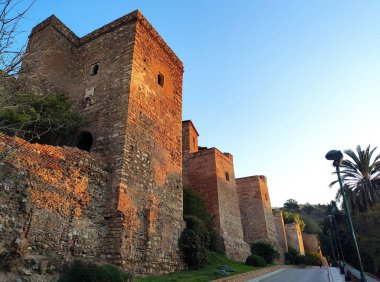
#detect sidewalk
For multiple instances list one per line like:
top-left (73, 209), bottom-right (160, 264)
top-left (344, 264), bottom-right (379, 282)
top-left (328, 267), bottom-right (344, 282)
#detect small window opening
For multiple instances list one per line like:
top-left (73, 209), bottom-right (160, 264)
top-left (192, 137), bottom-right (195, 145)
top-left (76, 131), bottom-right (93, 152)
top-left (225, 172), bottom-right (230, 182)
top-left (91, 63), bottom-right (99, 75)
top-left (157, 72), bottom-right (164, 86)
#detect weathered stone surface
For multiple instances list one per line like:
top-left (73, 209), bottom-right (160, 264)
top-left (0, 133), bottom-right (108, 273)
top-left (302, 233), bottom-right (321, 254)
top-left (182, 121), bottom-right (250, 262)
top-left (273, 210), bottom-right (288, 253)
top-left (18, 10), bottom-right (185, 275)
top-left (236, 176), bottom-right (283, 262)
top-left (285, 223), bottom-right (305, 255)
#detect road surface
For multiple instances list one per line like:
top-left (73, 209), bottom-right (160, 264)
top-left (247, 268), bottom-right (330, 282)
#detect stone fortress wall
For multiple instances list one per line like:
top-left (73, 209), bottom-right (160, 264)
top-left (285, 222), bottom-right (305, 255)
top-left (181, 121), bottom-right (250, 262)
top-left (273, 210), bottom-right (288, 253)
top-left (302, 233), bottom-right (322, 254)
top-left (0, 134), bottom-right (109, 272)
top-left (0, 10), bottom-right (313, 276)
top-left (21, 10), bottom-right (185, 274)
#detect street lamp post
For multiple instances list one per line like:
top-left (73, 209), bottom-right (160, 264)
top-left (328, 214), bottom-right (346, 274)
top-left (327, 228), bottom-right (337, 266)
top-left (328, 214), bottom-right (344, 274)
top-left (325, 150), bottom-right (367, 282)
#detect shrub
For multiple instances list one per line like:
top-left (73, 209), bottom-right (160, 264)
top-left (0, 89), bottom-right (83, 144)
top-left (245, 255), bottom-right (267, 267)
top-left (179, 224), bottom-right (209, 269)
top-left (305, 252), bottom-right (322, 266)
top-left (183, 189), bottom-right (217, 250)
top-left (58, 260), bottom-right (132, 282)
top-left (251, 242), bottom-right (280, 264)
top-left (294, 255), bottom-right (307, 265)
top-left (284, 246), bottom-right (299, 265)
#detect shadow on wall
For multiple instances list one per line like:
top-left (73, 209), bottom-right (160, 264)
top-left (76, 131), bottom-right (93, 152)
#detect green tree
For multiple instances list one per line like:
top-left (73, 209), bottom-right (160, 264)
top-left (329, 145), bottom-right (380, 213)
top-left (282, 210), bottom-right (305, 231)
top-left (0, 75), bottom-right (83, 145)
top-left (283, 199), bottom-right (300, 212)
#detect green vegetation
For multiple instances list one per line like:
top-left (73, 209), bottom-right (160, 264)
top-left (283, 199), bottom-right (300, 213)
top-left (245, 255), bottom-right (267, 267)
top-left (0, 78), bottom-right (83, 144)
top-left (284, 246), bottom-right (299, 265)
top-left (180, 189), bottom-right (219, 269)
top-left (250, 242), bottom-right (279, 264)
top-left (136, 252), bottom-right (263, 282)
top-left (179, 216), bottom-right (210, 269)
top-left (329, 145), bottom-right (380, 213)
top-left (183, 189), bottom-right (217, 250)
top-left (282, 210), bottom-right (305, 231)
top-left (58, 261), bottom-right (133, 282)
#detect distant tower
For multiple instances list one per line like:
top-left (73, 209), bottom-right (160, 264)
top-left (273, 210), bottom-right (288, 252)
top-left (285, 222), bottom-right (305, 255)
top-left (23, 10), bottom-right (185, 274)
top-left (182, 120), bottom-right (250, 262)
top-left (236, 176), bottom-right (283, 262)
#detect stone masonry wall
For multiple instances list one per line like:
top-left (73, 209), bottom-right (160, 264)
top-left (236, 176), bottom-right (279, 247)
top-left (185, 147), bottom-right (250, 262)
top-left (302, 233), bottom-right (321, 254)
top-left (22, 10), bottom-right (185, 274)
top-left (285, 223), bottom-right (305, 255)
top-left (0, 134), bottom-right (109, 272)
top-left (182, 121), bottom-right (199, 188)
top-left (273, 210), bottom-right (288, 253)
top-left (114, 13), bottom-right (185, 274)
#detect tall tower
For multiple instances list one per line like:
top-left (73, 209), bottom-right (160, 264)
top-left (236, 176), bottom-right (281, 256)
top-left (181, 121), bottom-right (250, 262)
top-left (285, 223), bottom-right (305, 255)
top-left (273, 210), bottom-right (288, 253)
top-left (23, 10), bottom-right (184, 274)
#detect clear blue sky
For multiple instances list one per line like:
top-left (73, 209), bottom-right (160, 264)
top-left (15, 0), bottom-right (380, 207)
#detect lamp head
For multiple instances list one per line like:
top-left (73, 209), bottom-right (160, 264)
top-left (325, 150), bottom-right (343, 166)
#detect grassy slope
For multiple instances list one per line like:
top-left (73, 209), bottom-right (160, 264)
top-left (136, 252), bottom-right (264, 282)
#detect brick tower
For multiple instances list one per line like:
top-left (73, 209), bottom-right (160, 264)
top-left (23, 11), bottom-right (184, 274)
top-left (285, 223), bottom-right (305, 255)
top-left (182, 120), bottom-right (250, 262)
top-left (273, 210), bottom-right (288, 253)
top-left (236, 176), bottom-right (281, 256)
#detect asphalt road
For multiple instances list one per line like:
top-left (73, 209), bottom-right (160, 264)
top-left (248, 268), bottom-right (330, 282)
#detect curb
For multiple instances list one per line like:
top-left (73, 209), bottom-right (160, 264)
top-left (212, 265), bottom-right (294, 282)
top-left (328, 267), bottom-right (333, 282)
top-left (247, 268), bottom-right (286, 282)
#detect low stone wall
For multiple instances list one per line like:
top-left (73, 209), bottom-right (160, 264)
top-left (0, 134), bottom-right (109, 274)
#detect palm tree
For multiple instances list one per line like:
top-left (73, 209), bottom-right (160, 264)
top-left (329, 145), bottom-right (380, 213)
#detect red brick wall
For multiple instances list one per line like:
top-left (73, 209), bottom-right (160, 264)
top-left (236, 176), bottom-right (279, 247)
top-left (0, 134), bottom-right (109, 270)
top-left (182, 121), bottom-right (199, 188)
top-left (186, 148), bottom-right (250, 261)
